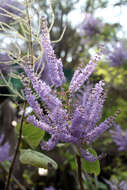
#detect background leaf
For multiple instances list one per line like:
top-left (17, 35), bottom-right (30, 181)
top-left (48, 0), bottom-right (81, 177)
top-left (82, 148), bottom-right (100, 176)
top-left (20, 149), bottom-right (58, 169)
top-left (17, 122), bottom-right (45, 148)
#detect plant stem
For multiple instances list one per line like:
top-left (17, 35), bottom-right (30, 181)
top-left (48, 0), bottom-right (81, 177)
top-left (83, 171), bottom-right (95, 190)
top-left (76, 155), bottom-right (85, 190)
top-left (0, 162), bottom-right (26, 190)
top-left (4, 101), bottom-right (27, 190)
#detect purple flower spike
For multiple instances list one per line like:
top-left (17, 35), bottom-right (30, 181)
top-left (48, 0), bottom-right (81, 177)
top-left (27, 115), bottom-right (54, 134)
top-left (42, 17), bottom-right (65, 87)
top-left (69, 81), bottom-right (106, 137)
top-left (69, 51), bottom-right (102, 94)
top-left (79, 147), bottom-right (102, 162)
top-left (110, 125), bottom-right (127, 151)
top-left (69, 106), bottom-right (86, 138)
top-left (85, 116), bottom-right (115, 144)
top-left (24, 64), bottom-right (62, 110)
top-left (40, 134), bottom-right (59, 151)
top-left (84, 81), bottom-right (106, 126)
top-left (24, 88), bottom-right (43, 119)
top-left (69, 61), bottom-right (97, 94)
top-left (41, 16), bottom-right (65, 87)
top-left (34, 54), bottom-right (53, 86)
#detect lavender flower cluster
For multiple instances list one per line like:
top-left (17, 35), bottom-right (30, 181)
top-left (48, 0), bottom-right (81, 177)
top-left (107, 42), bottom-right (127, 67)
top-left (23, 17), bottom-right (118, 162)
top-left (110, 125), bottom-right (127, 151)
top-left (80, 14), bottom-right (104, 37)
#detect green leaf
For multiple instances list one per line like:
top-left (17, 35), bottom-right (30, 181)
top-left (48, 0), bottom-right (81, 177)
top-left (20, 149), bottom-right (58, 169)
top-left (96, 182), bottom-right (108, 190)
top-left (82, 148), bottom-right (100, 176)
top-left (11, 78), bottom-right (22, 90)
top-left (17, 123), bottom-right (45, 148)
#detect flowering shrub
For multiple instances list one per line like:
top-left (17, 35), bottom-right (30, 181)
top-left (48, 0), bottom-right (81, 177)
top-left (22, 17), bottom-right (118, 162)
top-left (0, 1), bottom-right (126, 190)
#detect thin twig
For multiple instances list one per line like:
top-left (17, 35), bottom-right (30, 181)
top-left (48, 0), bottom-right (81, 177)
top-left (48, 0), bottom-right (55, 32)
top-left (76, 155), bottom-right (85, 190)
top-left (4, 101), bottom-right (27, 190)
top-left (0, 71), bottom-right (24, 100)
top-left (26, 0), bottom-right (34, 66)
top-left (0, 162), bottom-right (26, 190)
top-left (51, 26), bottom-right (66, 43)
